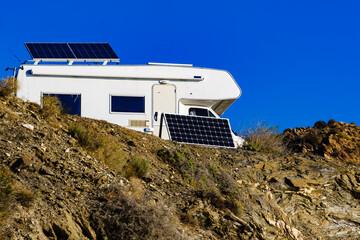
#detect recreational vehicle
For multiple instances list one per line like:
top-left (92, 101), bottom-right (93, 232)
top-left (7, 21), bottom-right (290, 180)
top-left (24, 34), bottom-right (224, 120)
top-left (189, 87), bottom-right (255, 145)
top-left (15, 43), bottom-right (244, 147)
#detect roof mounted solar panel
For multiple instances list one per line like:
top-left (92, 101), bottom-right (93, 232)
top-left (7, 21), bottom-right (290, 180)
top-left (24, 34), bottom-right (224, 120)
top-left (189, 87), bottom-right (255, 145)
top-left (164, 114), bottom-right (235, 148)
top-left (25, 43), bottom-right (119, 62)
top-left (68, 43), bottom-right (118, 59)
top-left (25, 43), bottom-right (75, 59)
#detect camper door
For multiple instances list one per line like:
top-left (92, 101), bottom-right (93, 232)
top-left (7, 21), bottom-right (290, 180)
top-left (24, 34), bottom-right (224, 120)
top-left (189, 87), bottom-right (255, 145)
top-left (152, 84), bottom-right (176, 137)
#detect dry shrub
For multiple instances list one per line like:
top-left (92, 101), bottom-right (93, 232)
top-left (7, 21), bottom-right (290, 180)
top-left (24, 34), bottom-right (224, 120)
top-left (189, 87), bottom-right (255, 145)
top-left (91, 185), bottom-right (182, 240)
top-left (14, 189), bottom-right (35, 207)
top-left (41, 95), bottom-right (63, 118)
top-left (124, 156), bottom-right (150, 179)
top-left (96, 137), bottom-right (125, 173)
top-left (239, 121), bottom-right (287, 153)
top-left (0, 77), bottom-right (18, 98)
top-left (68, 124), bottom-right (104, 151)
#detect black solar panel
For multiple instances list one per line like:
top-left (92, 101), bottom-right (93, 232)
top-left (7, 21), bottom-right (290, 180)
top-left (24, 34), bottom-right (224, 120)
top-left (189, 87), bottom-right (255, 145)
top-left (25, 43), bottom-right (75, 59)
top-left (25, 43), bottom-right (118, 59)
top-left (68, 43), bottom-right (118, 59)
top-left (164, 114), bottom-right (235, 148)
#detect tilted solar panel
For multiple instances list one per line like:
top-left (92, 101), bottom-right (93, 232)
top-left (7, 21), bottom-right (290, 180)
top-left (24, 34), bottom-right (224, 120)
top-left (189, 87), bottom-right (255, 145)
top-left (25, 43), bottom-right (75, 59)
top-left (68, 43), bottom-right (118, 59)
top-left (164, 114), bottom-right (235, 148)
top-left (25, 43), bottom-right (118, 60)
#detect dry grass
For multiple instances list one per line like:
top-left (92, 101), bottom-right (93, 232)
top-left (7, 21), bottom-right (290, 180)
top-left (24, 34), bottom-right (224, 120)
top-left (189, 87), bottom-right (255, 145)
top-left (239, 121), bottom-right (287, 153)
top-left (0, 77), bottom-right (18, 98)
top-left (0, 167), bottom-right (13, 214)
top-left (91, 185), bottom-right (182, 240)
top-left (14, 189), bottom-right (36, 207)
top-left (68, 124), bottom-right (105, 151)
top-left (68, 122), bottom-right (150, 178)
top-left (0, 166), bottom-right (35, 227)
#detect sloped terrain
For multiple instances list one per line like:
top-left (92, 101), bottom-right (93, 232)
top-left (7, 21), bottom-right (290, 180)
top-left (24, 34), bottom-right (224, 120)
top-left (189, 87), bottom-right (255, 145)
top-left (1, 95), bottom-right (360, 239)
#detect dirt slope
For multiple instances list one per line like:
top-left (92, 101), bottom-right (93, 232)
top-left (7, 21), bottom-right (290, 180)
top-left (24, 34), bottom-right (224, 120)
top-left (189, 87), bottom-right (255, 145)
top-left (1, 96), bottom-right (360, 240)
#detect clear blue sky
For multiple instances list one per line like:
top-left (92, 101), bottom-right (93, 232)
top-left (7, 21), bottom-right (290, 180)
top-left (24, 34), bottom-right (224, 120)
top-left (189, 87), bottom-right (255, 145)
top-left (1, 0), bottom-right (359, 131)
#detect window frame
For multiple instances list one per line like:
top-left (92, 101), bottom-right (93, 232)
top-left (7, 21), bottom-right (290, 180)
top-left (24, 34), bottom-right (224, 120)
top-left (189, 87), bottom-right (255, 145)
top-left (109, 95), bottom-right (146, 114)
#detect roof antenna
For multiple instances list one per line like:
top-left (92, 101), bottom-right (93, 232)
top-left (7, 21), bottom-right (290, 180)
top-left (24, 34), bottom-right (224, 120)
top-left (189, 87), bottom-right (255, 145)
top-left (7, 48), bottom-right (23, 63)
top-left (13, 54), bottom-right (22, 63)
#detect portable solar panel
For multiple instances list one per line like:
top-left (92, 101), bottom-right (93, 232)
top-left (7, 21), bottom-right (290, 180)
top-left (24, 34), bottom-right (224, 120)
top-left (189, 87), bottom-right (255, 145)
top-left (25, 43), bottom-right (119, 60)
top-left (164, 114), bottom-right (235, 148)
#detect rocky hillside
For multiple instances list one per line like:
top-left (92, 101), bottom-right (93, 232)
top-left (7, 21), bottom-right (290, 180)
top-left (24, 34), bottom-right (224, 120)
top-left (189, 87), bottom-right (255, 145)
top-left (1, 95), bottom-right (360, 239)
top-left (283, 120), bottom-right (360, 164)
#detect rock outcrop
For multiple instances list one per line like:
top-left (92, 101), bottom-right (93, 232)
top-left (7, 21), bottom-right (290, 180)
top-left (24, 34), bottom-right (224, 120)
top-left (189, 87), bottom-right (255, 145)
top-left (283, 120), bottom-right (360, 164)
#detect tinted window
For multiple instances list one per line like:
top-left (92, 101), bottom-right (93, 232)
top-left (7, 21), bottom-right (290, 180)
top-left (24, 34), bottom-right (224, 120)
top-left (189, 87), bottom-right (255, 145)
top-left (44, 93), bottom-right (81, 116)
top-left (189, 108), bottom-right (216, 117)
top-left (111, 96), bottom-right (145, 113)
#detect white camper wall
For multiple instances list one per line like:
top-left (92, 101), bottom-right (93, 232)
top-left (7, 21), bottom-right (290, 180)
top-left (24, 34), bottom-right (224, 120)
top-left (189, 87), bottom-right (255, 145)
top-left (16, 64), bottom-right (241, 131)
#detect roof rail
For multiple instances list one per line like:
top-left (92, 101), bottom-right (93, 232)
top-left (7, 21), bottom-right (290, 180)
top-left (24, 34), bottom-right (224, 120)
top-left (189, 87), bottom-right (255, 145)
top-left (147, 62), bottom-right (193, 67)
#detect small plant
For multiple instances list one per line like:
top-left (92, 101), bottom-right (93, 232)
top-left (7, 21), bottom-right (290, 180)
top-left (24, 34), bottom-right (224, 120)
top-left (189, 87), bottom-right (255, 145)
top-left (98, 140), bottom-right (125, 173)
top-left (68, 124), bottom-right (104, 151)
top-left (0, 167), bottom-right (13, 212)
top-left (124, 156), bottom-right (150, 178)
top-left (0, 77), bottom-right (18, 98)
top-left (239, 121), bottom-right (287, 153)
top-left (41, 95), bottom-right (63, 118)
top-left (228, 198), bottom-right (244, 217)
top-left (14, 189), bottom-right (35, 207)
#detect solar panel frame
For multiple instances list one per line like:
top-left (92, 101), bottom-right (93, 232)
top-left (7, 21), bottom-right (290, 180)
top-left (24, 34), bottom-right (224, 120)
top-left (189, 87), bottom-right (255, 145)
top-left (25, 42), bottom-right (119, 60)
top-left (69, 43), bottom-right (118, 59)
top-left (164, 114), bottom-right (236, 148)
top-left (25, 43), bottom-right (76, 59)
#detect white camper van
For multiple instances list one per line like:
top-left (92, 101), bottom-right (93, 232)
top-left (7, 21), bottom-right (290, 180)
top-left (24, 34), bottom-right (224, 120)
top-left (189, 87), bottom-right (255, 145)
top-left (16, 43), bottom-right (243, 147)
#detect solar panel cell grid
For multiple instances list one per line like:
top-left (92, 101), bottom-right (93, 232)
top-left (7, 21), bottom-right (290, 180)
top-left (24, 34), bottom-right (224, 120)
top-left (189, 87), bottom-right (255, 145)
top-left (25, 43), bottom-right (118, 60)
top-left (68, 43), bottom-right (118, 59)
top-left (164, 114), bottom-right (235, 148)
top-left (25, 43), bottom-right (76, 59)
